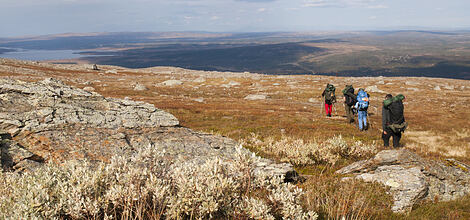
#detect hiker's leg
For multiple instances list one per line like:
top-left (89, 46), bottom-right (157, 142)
top-left (393, 132), bottom-right (402, 148)
top-left (382, 130), bottom-right (391, 147)
top-left (357, 112), bottom-right (362, 129)
top-left (324, 103), bottom-right (329, 116)
top-left (328, 104), bottom-right (332, 115)
top-left (358, 111), bottom-right (365, 130)
top-left (345, 105), bottom-right (353, 122)
top-left (364, 111), bottom-right (368, 129)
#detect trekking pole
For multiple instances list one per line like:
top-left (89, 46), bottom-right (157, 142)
top-left (319, 97), bottom-right (323, 115)
top-left (333, 102), bottom-right (337, 116)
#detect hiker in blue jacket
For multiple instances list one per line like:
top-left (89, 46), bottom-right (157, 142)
top-left (354, 88), bottom-right (369, 131)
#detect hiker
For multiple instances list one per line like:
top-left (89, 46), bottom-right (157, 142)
top-left (321, 83), bottom-right (336, 117)
top-left (354, 88), bottom-right (369, 131)
top-left (382, 94), bottom-right (408, 148)
top-left (342, 85), bottom-right (357, 123)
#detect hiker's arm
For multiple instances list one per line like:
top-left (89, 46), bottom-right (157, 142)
top-left (346, 92), bottom-right (355, 99)
top-left (382, 106), bottom-right (389, 131)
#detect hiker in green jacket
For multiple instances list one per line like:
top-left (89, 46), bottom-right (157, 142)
top-left (382, 94), bottom-right (407, 148)
top-left (342, 85), bottom-right (357, 123)
top-left (321, 83), bottom-right (336, 117)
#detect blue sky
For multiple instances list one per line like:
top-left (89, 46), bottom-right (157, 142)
top-left (1, 0), bottom-right (469, 37)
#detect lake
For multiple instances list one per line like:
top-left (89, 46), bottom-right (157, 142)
top-left (0, 48), bottom-right (102, 61)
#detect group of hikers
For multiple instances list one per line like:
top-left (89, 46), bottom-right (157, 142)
top-left (321, 83), bottom-right (408, 148)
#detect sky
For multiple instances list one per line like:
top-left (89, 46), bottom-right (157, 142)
top-left (1, 0), bottom-right (470, 37)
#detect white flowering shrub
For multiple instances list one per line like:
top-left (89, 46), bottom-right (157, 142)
top-left (242, 134), bottom-right (377, 166)
top-left (0, 144), bottom-right (317, 219)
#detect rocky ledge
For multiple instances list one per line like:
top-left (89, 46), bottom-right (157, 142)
top-left (337, 149), bottom-right (470, 213)
top-left (0, 78), bottom-right (295, 180)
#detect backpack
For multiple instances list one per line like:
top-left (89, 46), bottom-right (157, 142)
top-left (384, 94), bottom-right (407, 133)
top-left (342, 85), bottom-right (356, 106)
top-left (356, 90), bottom-right (369, 110)
top-left (324, 84), bottom-right (336, 102)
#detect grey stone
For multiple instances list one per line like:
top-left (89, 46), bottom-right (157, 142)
top-left (105, 69), bottom-right (118, 74)
top-left (193, 77), bottom-right (206, 83)
top-left (244, 94), bottom-right (267, 100)
top-left (161, 80), bottom-right (183, 86)
top-left (133, 83), bottom-right (148, 91)
top-left (83, 86), bottom-right (95, 92)
top-left (337, 149), bottom-right (470, 213)
top-left (365, 85), bottom-right (386, 93)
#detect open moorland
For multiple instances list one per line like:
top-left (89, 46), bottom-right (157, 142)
top-left (1, 58), bottom-right (469, 219)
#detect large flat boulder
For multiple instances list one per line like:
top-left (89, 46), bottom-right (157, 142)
top-left (337, 149), bottom-right (470, 212)
top-left (0, 78), bottom-right (295, 180)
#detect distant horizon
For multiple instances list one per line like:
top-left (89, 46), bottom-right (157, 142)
top-left (3, 28), bottom-right (470, 39)
top-left (1, 0), bottom-right (469, 38)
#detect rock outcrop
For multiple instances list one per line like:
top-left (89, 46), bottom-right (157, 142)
top-left (0, 78), bottom-right (295, 181)
top-left (337, 149), bottom-right (470, 212)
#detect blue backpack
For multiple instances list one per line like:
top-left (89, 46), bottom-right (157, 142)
top-left (356, 90), bottom-right (369, 110)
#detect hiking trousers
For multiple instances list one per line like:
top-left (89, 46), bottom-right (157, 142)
top-left (345, 104), bottom-right (354, 123)
top-left (357, 110), bottom-right (367, 130)
top-left (324, 103), bottom-right (332, 116)
top-left (383, 128), bottom-right (401, 148)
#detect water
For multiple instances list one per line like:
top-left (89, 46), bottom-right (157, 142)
top-left (0, 48), bottom-right (94, 61)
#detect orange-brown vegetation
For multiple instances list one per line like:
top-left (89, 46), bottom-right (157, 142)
top-left (1, 58), bottom-right (469, 218)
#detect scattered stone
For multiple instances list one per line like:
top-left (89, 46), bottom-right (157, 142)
top-left (194, 77), bottom-right (206, 83)
top-left (83, 86), bottom-right (95, 92)
top-left (407, 87), bottom-right (420, 92)
top-left (133, 83), bottom-right (148, 91)
top-left (161, 80), bottom-right (183, 86)
top-left (228, 81), bottom-right (241, 86)
top-left (337, 149), bottom-right (470, 213)
top-left (365, 85), bottom-right (386, 93)
top-left (193, 98), bottom-right (204, 103)
top-left (434, 86), bottom-right (441, 91)
top-left (405, 81), bottom-right (420, 86)
top-left (244, 94), bottom-right (267, 100)
top-left (377, 80), bottom-right (385, 85)
top-left (105, 69), bottom-right (118, 74)
top-left (308, 98), bottom-right (318, 103)
top-left (443, 85), bottom-right (455, 90)
top-left (273, 83), bottom-right (280, 86)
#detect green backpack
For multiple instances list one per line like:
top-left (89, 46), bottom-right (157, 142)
top-left (325, 84), bottom-right (336, 102)
top-left (383, 94), bottom-right (405, 107)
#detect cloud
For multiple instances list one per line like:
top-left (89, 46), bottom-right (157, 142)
top-left (235, 0), bottom-right (277, 2)
top-left (210, 15), bottom-right (220, 20)
top-left (302, 0), bottom-right (388, 9)
top-left (257, 8), bottom-right (266, 12)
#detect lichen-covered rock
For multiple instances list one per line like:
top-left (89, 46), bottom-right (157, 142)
top-left (0, 78), bottom-right (295, 181)
top-left (337, 149), bottom-right (470, 212)
top-left (0, 78), bottom-right (179, 133)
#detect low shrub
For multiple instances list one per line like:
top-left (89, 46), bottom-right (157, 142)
top-left (0, 145), bottom-right (317, 219)
top-left (241, 134), bottom-right (377, 166)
